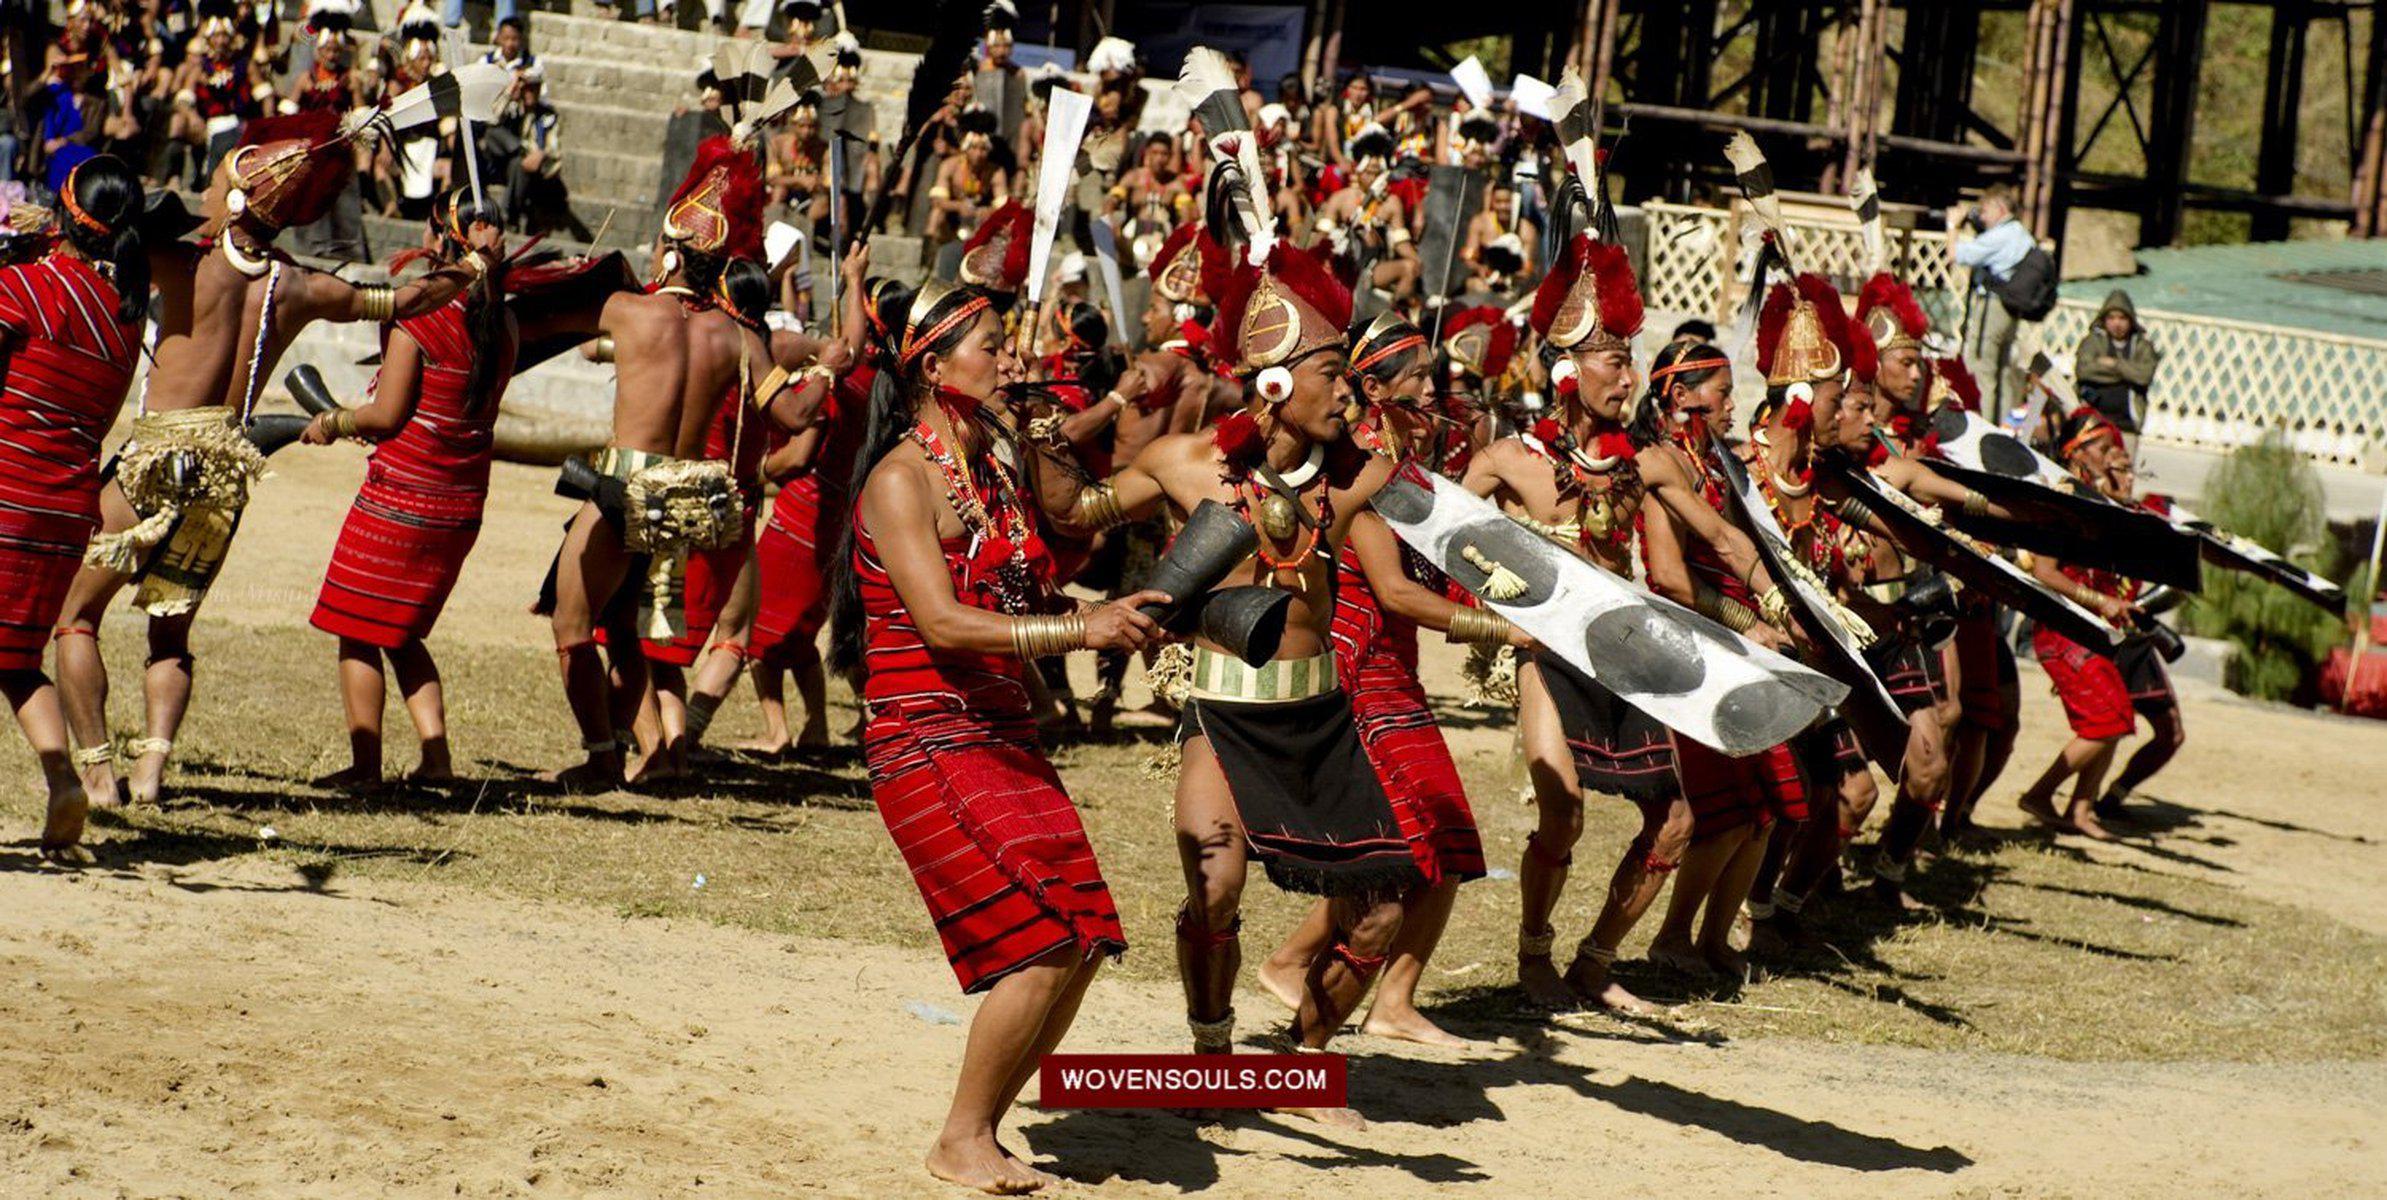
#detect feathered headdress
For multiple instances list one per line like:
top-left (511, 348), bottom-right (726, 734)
top-left (1177, 46), bottom-right (1274, 268)
top-left (1349, 122), bottom-right (1395, 167)
top-left (1209, 241), bottom-right (1350, 379)
top-left (828, 30), bottom-right (864, 82)
top-left (1087, 37), bottom-right (1138, 76)
top-left (713, 39), bottom-right (819, 147)
top-left (1146, 220), bottom-right (1225, 307)
top-left (1856, 270), bottom-right (1928, 357)
top-left (661, 136), bottom-right (765, 260)
top-left (1928, 355), bottom-right (1981, 412)
top-left (1755, 274), bottom-right (1848, 388)
top-left (304, 0), bottom-right (357, 48)
top-left (983, 0), bottom-right (1017, 42)
top-left (1442, 306), bottom-right (1517, 380)
top-left (1529, 232), bottom-right (1641, 352)
top-left (957, 200), bottom-right (1030, 296)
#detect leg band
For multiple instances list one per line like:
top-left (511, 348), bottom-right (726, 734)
top-left (1875, 857), bottom-right (1908, 884)
top-left (1772, 887), bottom-right (1807, 915)
top-left (72, 745), bottom-right (114, 767)
top-left (556, 639), bottom-right (598, 658)
top-left (1639, 851), bottom-right (1680, 876)
top-left (52, 626), bottom-right (95, 642)
top-left (1327, 943), bottom-right (1388, 978)
top-left (1175, 906), bottom-right (1242, 949)
top-left (1188, 1010), bottom-right (1235, 1054)
top-left (705, 640), bottom-right (750, 662)
top-left (129, 737), bottom-right (172, 758)
top-left (1517, 928), bottom-right (1557, 958)
top-left (145, 652), bottom-right (194, 670)
top-left (1573, 942), bottom-right (1618, 967)
top-left (1525, 830), bottom-right (1573, 868)
top-left (581, 738), bottom-right (619, 754)
top-left (1747, 899), bottom-right (1776, 921)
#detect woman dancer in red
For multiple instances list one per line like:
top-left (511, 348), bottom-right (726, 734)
top-left (304, 189), bottom-right (514, 786)
top-left (0, 156), bottom-right (148, 856)
top-left (1256, 313), bottom-right (1517, 1047)
top-left (828, 280), bottom-right (1165, 1194)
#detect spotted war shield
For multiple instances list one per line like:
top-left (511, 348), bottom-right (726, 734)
top-left (1926, 456), bottom-right (2202, 590)
top-left (1711, 448), bottom-right (1909, 772)
top-left (1370, 465), bottom-right (1845, 756)
top-left (1825, 460), bottom-right (2121, 654)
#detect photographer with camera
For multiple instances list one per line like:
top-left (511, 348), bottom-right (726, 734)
top-left (1948, 184), bottom-right (2057, 413)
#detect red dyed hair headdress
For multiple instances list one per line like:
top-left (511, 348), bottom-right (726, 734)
top-left (958, 201), bottom-right (1032, 294)
top-left (1529, 233), bottom-right (1641, 352)
top-left (662, 136), bottom-right (765, 260)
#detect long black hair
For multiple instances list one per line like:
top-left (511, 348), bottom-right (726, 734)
top-left (717, 256), bottom-right (772, 330)
top-left (824, 282), bottom-right (996, 680)
top-left (1058, 299), bottom-right (1122, 397)
top-left (426, 188), bottom-right (511, 412)
top-left (1633, 339), bottom-right (1731, 447)
top-left (60, 155), bottom-right (149, 323)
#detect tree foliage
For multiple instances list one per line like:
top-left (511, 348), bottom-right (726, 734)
top-left (2180, 434), bottom-right (2350, 702)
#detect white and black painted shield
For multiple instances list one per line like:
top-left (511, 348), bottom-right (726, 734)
top-left (1712, 449), bottom-right (1909, 771)
top-left (1371, 467), bottom-right (1845, 756)
top-left (1928, 457), bottom-right (2203, 590)
top-left (1828, 462), bottom-right (2121, 653)
top-left (1927, 404), bottom-right (2070, 487)
top-left (2167, 501), bottom-right (2347, 613)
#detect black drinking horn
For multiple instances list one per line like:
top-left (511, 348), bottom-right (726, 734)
top-left (240, 414), bottom-right (314, 457)
top-left (1196, 585), bottom-right (1292, 668)
top-left (284, 364), bottom-right (342, 416)
top-left (1138, 499), bottom-right (1260, 632)
top-left (556, 455), bottom-right (599, 501)
top-left (2134, 611), bottom-right (2188, 663)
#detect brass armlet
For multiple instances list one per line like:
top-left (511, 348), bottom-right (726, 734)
top-left (354, 283), bottom-right (395, 322)
top-left (1445, 606), bottom-right (1515, 646)
top-left (1694, 583), bottom-right (1758, 633)
top-left (1070, 483), bottom-right (1131, 531)
top-left (589, 335), bottom-right (617, 363)
top-left (327, 409), bottom-right (360, 439)
top-left (1009, 612), bottom-right (1088, 659)
top-left (1960, 488), bottom-right (1990, 518)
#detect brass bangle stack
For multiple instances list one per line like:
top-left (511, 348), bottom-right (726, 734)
top-left (327, 409), bottom-right (360, 439)
top-left (1961, 488), bottom-right (1990, 518)
top-left (356, 284), bottom-right (396, 322)
top-left (1010, 612), bottom-right (1087, 659)
top-left (1445, 606), bottom-right (1515, 646)
top-left (1695, 583), bottom-right (1759, 633)
top-left (589, 335), bottom-right (617, 363)
top-left (1070, 483), bottom-right (1131, 531)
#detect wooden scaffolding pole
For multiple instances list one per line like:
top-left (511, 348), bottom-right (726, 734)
top-left (1586, 0), bottom-right (1621, 129)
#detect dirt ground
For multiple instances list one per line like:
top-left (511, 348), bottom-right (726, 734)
top-left (4, 442), bottom-right (2386, 1198)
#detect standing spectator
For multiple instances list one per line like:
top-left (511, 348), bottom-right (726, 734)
top-left (1947, 183), bottom-right (2040, 412)
top-left (492, 67), bottom-right (563, 233)
top-left (2073, 288), bottom-right (2161, 446)
top-left (290, 3), bottom-right (370, 260)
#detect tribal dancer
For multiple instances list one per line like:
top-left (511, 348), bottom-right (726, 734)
top-left (1806, 275), bottom-right (2029, 902)
top-left (742, 250), bottom-right (872, 755)
top-left (1633, 340), bottom-right (1819, 982)
top-left (633, 257), bottom-right (782, 780)
top-left (533, 137), bottom-right (764, 790)
top-left (2092, 452), bottom-right (2188, 822)
top-left (2014, 410), bottom-right (2142, 839)
top-left (304, 189), bottom-right (515, 788)
top-left (1039, 240), bottom-right (1418, 1102)
top-left (0, 157), bottom-right (148, 857)
top-left (829, 280), bottom-right (1161, 1195)
top-left (1313, 124), bottom-right (1420, 307)
top-left (1738, 294), bottom-right (1884, 952)
top-left (1461, 234), bottom-right (1796, 1012)
top-left (58, 112), bottom-right (488, 810)
top-left (1917, 355), bottom-right (2025, 840)
top-left (1256, 313), bottom-right (1511, 1047)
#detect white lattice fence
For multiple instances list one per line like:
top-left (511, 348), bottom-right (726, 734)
top-left (2020, 301), bottom-right (2387, 471)
top-left (1642, 202), bottom-right (1963, 323)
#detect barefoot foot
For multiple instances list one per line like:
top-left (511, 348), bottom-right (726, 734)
top-left (1516, 954), bottom-right (1579, 1010)
top-left (1646, 936), bottom-right (1715, 980)
top-left (41, 784), bottom-right (88, 860)
top-left (310, 765), bottom-right (384, 793)
top-left (547, 756), bottom-right (624, 794)
top-left (2065, 806), bottom-right (2116, 842)
top-left (1565, 955), bottom-right (1663, 1016)
top-left (925, 1132), bottom-right (1045, 1194)
top-left (1255, 956), bottom-right (1307, 1014)
top-left (2017, 792), bottom-right (2066, 832)
top-left (1359, 1005), bottom-right (1481, 1049)
top-left (1273, 1105), bottom-right (1365, 1131)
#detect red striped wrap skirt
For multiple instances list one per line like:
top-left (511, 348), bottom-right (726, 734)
top-left (864, 700), bottom-right (1126, 993)
top-left (1342, 648), bottom-right (1485, 886)
top-left (1676, 738), bottom-right (1808, 840)
top-left (0, 514), bottom-right (93, 672)
top-left (750, 482), bottom-right (832, 664)
top-left (309, 475), bottom-right (486, 649)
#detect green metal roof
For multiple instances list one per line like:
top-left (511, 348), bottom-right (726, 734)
top-left (2063, 240), bottom-right (2387, 342)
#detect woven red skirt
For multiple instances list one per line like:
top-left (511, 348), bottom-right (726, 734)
top-left (750, 485), bottom-right (832, 665)
top-left (1345, 649), bottom-right (1486, 886)
top-left (865, 700), bottom-right (1126, 994)
top-left (0, 516), bottom-right (93, 672)
top-left (1676, 738), bottom-right (1807, 840)
top-left (642, 535), bottom-right (752, 668)
top-left (1953, 607), bottom-right (2018, 730)
top-left (309, 478), bottom-right (486, 650)
top-left (2033, 626), bottom-right (2135, 740)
